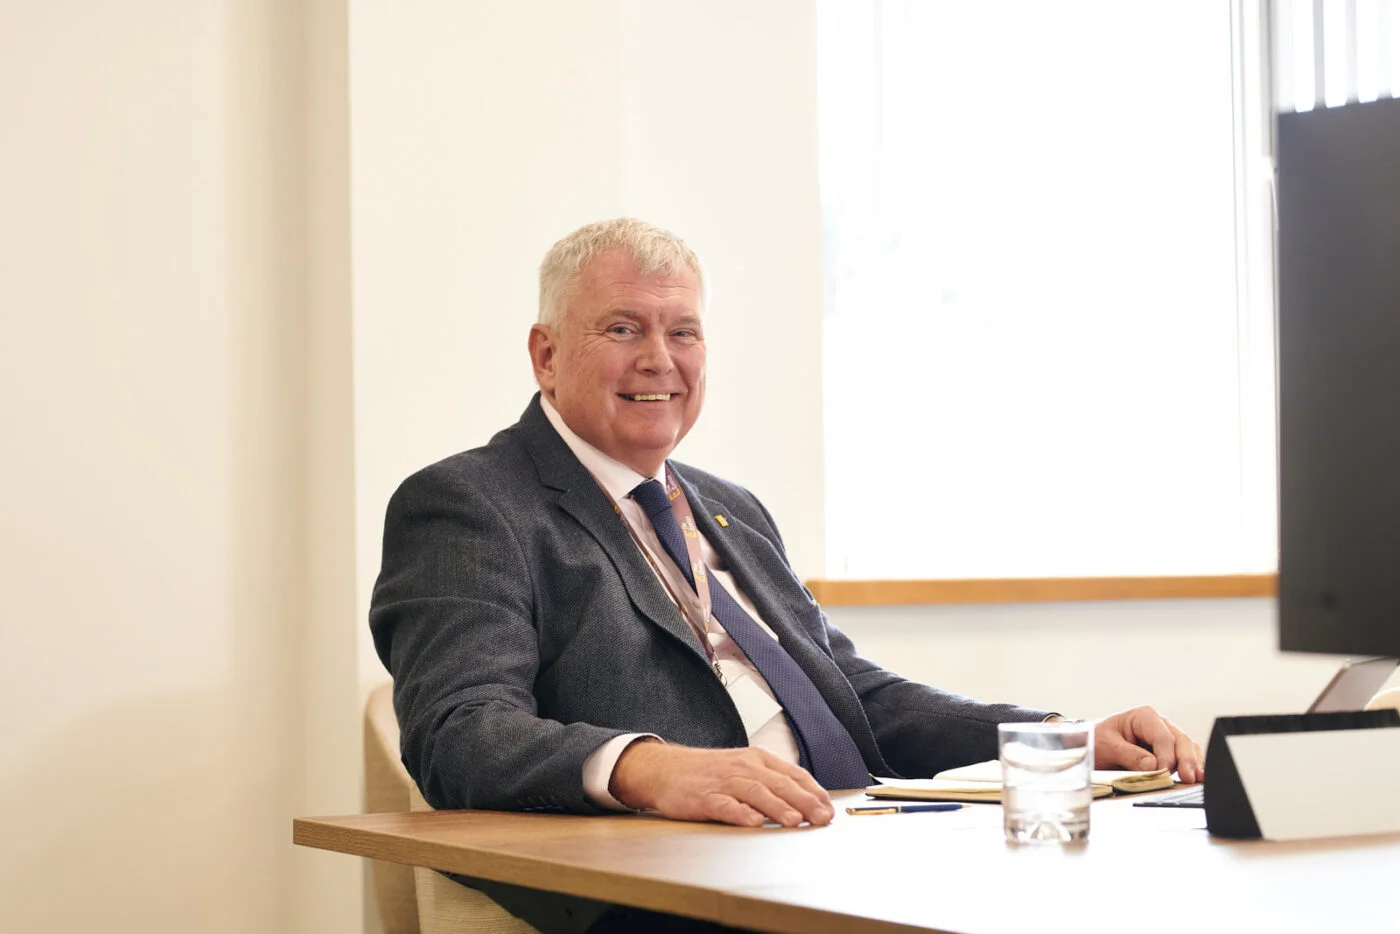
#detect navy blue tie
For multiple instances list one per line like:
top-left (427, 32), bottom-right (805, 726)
top-left (631, 479), bottom-right (870, 789)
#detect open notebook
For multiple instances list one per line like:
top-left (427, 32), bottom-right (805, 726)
top-left (865, 760), bottom-right (1176, 803)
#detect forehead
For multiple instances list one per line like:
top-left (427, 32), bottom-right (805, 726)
top-left (569, 250), bottom-right (701, 319)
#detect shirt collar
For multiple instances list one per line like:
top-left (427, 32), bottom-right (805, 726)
top-left (539, 395), bottom-right (665, 502)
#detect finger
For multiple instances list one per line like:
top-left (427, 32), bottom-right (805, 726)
top-left (767, 769), bottom-right (835, 825)
top-left (783, 761), bottom-right (833, 806)
top-left (703, 792), bottom-right (768, 828)
top-left (1095, 729), bottom-right (1160, 771)
top-left (1128, 709), bottom-right (1179, 775)
top-left (726, 777), bottom-right (810, 827)
top-left (741, 751), bottom-right (834, 824)
top-left (1165, 719), bottom-right (1201, 783)
top-left (778, 762), bottom-right (835, 814)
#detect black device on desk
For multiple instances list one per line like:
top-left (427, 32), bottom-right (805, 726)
top-left (1134, 656), bottom-right (1398, 809)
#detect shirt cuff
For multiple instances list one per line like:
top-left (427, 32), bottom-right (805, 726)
top-left (583, 733), bottom-right (663, 811)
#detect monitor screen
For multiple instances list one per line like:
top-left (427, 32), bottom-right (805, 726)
top-left (1277, 97), bottom-right (1400, 657)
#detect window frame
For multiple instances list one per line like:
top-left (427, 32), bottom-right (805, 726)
top-left (813, 0), bottom-right (1280, 601)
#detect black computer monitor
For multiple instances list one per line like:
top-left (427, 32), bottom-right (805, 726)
top-left (1277, 96), bottom-right (1400, 657)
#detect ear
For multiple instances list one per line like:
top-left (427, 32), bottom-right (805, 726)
top-left (528, 324), bottom-right (558, 399)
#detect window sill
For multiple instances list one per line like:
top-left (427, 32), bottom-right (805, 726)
top-left (804, 574), bottom-right (1277, 606)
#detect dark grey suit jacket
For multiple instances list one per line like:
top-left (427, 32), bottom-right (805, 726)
top-left (371, 395), bottom-right (1051, 813)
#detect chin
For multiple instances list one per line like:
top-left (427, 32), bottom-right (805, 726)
top-left (628, 436), bottom-right (680, 458)
top-left (618, 431), bottom-right (682, 464)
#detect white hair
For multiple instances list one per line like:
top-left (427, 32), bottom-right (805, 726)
top-left (537, 218), bottom-right (706, 328)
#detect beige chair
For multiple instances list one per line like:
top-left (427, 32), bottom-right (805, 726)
top-left (1366, 686), bottom-right (1400, 713)
top-left (364, 682), bottom-right (539, 934)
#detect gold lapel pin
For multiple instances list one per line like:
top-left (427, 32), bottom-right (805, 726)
top-left (714, 515), bottom-right (729, 527)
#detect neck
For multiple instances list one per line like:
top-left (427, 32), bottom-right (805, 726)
top-left (624, 454), bottom-right (668, 478)
top-left (538, 394), bottom-right (670, 482)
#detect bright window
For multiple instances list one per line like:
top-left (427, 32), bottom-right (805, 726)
top-left (817, 1), bottom-right (1276, 579)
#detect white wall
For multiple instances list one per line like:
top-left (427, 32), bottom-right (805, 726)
top-left (0, 2), bottom-right (358, 932)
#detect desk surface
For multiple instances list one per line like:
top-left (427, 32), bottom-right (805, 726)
top-left (294, 791), bottom-right (1400, 933)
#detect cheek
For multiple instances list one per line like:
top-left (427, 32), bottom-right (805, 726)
top-left (684, 354), bottom-right (706, 390)
top-left (560, 350), bottom-right (612, 396)
top-left (582, 348), bottom-right (630, 386)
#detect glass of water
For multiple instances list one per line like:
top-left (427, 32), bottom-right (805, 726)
top-left (998, 720), bottom-right (1094, 845)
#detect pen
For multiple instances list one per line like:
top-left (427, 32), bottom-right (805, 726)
top-left (845, 803), bottom-right (964, 815)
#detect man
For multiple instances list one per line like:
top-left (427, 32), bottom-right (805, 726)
top-left (371, 218), bottom-right (1202, 927)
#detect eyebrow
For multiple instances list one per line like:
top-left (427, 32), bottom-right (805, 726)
top-left (602, 309), bottom-right (704, 328)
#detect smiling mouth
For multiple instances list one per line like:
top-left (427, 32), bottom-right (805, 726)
top-left (620, 393), bottom-right (674, 401)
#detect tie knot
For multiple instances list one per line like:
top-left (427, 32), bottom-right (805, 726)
top-left (630, 478), bottom-right (674, 520)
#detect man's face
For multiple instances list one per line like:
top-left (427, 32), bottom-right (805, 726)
top-left (529, 249), bottom-right (706, 476)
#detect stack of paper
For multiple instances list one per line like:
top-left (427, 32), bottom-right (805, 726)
top-left (865, 760), bottom-right (1176, 803)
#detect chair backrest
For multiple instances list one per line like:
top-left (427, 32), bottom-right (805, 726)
top-left (408, 785), bottom-right (541, 933)
top-left (364, 681), bottom-right (421, 934)
top-left (364, 682), bottom-right (540, 934)
top-left (1366, 686), bottom-right (1400, 712)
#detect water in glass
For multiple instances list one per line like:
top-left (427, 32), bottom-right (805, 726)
top-left (999, 723), bottom-right (1093, 844)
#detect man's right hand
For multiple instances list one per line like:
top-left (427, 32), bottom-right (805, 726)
top-left (609, 740), bottom-right (834, 828)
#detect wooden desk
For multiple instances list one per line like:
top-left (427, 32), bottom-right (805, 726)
top-left (294, 791), bottom-right (1400, 933)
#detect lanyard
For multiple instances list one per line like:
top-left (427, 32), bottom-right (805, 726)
top-left (595, 467), bottom-right (724, 681)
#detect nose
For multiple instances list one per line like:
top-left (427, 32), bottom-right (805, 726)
top-left (634, 330), bottom-right (675, 375)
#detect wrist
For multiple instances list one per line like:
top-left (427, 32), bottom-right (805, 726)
top-left (609, 737), bottom-right (665, 810)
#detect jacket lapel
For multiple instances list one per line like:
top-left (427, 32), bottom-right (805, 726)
top-left (514, 397), bottom-right (714, 668)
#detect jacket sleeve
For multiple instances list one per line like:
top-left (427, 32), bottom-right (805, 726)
top-left (823, 617), bottom-right (1053, 778)
top-left (369, 463), bottom-right (625, 814)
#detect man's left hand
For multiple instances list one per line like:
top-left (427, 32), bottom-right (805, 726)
top-left (1090, 706), bottom-right (1203, 784)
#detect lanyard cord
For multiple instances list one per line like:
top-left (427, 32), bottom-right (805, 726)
top-left (592, 468), bottom-right (725, 680)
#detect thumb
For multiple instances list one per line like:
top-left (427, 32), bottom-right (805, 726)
top-left (1096, 733), bottom-right (1157, 771)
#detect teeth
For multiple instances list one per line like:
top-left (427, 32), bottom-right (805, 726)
top-left (627, 393), bottom-right (672, 401)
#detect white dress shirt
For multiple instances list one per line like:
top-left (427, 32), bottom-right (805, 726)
top-left (540, 398), bottom-right (802, 809)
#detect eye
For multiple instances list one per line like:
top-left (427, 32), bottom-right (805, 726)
top-left (607, 323), bottom-right (638, 336)
top-left (671, 328), bottom-right (702, 341)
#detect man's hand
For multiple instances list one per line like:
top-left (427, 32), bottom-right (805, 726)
top-left (609, 740), bottom-right (835, 828)
top-left (1091, 706), bottom-right (1203, 783)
